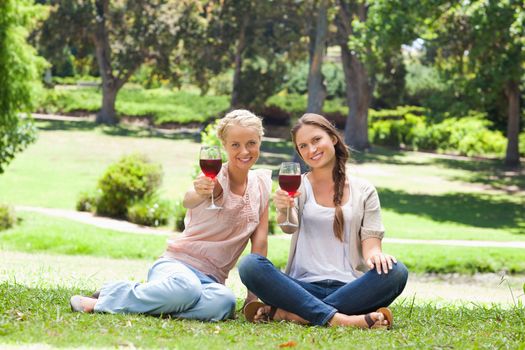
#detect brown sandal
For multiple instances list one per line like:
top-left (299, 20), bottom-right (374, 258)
top-left (243, 301), bottom-right (277, 323)
top-left (364, 307), bottom-right (393, 329)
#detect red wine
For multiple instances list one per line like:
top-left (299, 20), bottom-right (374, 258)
top-left (200, 159), bottom-right (222, 178)
top-left (279, 174), bottom-right (301, 196)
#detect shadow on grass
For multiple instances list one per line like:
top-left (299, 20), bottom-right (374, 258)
top-left (36, 119), bottom-right (198, 142)
top-left (431, 158), bottom-right (525, 193)
top-left (352, 147), bottom-right (429, 166)
top-left (379, 188), bottom-right (525, 233)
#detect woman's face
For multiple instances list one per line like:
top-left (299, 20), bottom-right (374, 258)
top-left (295, 124), bottom-right (336, 169)
top-left (222, 124), bottom-right (261, 172)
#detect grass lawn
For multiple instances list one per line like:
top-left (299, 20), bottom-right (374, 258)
top-left (0, 120), bottom-right (200, 209)
top-left (0, 120), bottom-right (523, 241)
top-left (2, 213), bottom-right (525, 274)
top-left (0, 279), bottom-right (524, 349)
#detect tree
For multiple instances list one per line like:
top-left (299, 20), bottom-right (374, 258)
top-left (40, 0), bottom-right (201, 124)
top-left (186, 0), bottom-right (305, 109)
top-left (335, 0), bottom-right (445, 150)
top-left (0, 0), bottom-right (45, 173)
top-left (306, 0), bottom-right (330, 114)
top-left (428, 1), bottom-right (523, 166)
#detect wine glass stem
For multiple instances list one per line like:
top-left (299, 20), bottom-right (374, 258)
top-left (211, 191), bottom-right (215, 207)
top-left (286, 205), bottom-right (290, 223)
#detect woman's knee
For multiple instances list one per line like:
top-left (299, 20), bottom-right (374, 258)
top-left (167, 273), bottom-right (202, 306)
top-left (204, 285), bottom-right (236, 321)
top-left (390, 261), bottom-right (409, 286)
top-left (238, 253), bottom-right (267, 280)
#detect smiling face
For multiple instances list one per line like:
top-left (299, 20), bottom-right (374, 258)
top-left (222, 124), bottom-right (261, 172)
top-left (294, 124), bottom-right (337, 170)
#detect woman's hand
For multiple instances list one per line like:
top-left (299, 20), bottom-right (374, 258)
top-left (193, 174), bottom-right (215, 198)
top-left (366, 252), bottom-right (397, 275)
top-left (273, 189), bottom-right (299, 212)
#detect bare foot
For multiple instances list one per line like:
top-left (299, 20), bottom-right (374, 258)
top-left (328, 312), bottom-right (388, 328)
top-left (78, 296), bottom-right (97, 313)
top-left (253, 305), bottom-right (308, 324)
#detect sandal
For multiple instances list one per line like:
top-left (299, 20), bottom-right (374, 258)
top-left (364, 307), bottom-right (393, 329)
top-left (243, 301), bottom-right (277, 323)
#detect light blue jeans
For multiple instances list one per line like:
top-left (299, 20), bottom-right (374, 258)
top-left (94, 258), bottom-right (236, 321)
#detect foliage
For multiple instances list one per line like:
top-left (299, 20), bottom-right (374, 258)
top-left (173, 200), bottom-right (187, 232)
top-left (369, 110), bottom-right (509, 157)
top-left (37, 87), bottom-right (229, 125)
top-left (282, 61), bottom-right (346, 100)
top-left (96, 154), bottom-right (163, 218)
top-left (127, 197), bottom-right (172, 227)
top-left (38, 0), bottom-right (204, 123)
top-left (0, 0), bottom-right (46, 173)
top-left (186, 0), bottom-right (305, 106)
top-left (424, 0), bottom-right (524, 165)
top-left (75, 191), bottom-right (98, 212)
top-left (0, 204), bottom-right (16, 231)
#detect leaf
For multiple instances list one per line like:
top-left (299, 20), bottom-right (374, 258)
top-left (278, 341), bottom-right (297, 348)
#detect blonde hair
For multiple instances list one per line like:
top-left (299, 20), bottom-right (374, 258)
top-left (216, 109), bottom-right (264, 143)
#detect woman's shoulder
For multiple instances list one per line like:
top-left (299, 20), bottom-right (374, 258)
top-left (250, 167), bottom-right (273, 193)
top-left (347, 174), bottom-right (377, 193)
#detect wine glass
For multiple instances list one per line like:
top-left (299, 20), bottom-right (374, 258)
top-left (278, 162), bottom-right (301, 227)
top-left (199, 145), bottom-right (223, 210)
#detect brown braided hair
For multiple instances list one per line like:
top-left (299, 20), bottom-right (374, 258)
top-left (291, 113), bottom-right (350, 242)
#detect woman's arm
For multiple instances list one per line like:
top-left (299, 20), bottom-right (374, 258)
top-left (250, 204), bottom-right (269, 256)
top-left (183, 174), bottom-right (223, 209)
top-left (362, 238), bottom-right (397, 275)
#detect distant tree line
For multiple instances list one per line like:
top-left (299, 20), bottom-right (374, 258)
top-left (25, 1), bottom-right (525, 166)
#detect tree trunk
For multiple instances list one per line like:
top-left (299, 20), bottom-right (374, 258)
top-left (504, 80), bottom-right (520, 167)
top-left (93, 0), bottom-right (118, 124)
top-left (231, 17), bottom-right (247, 108)
top-left (337, 1), bottom-right (371, 150)
top-left (306, 0), bottom-right (328, 114)
top-left (98, 82), bottom-right (118, 124)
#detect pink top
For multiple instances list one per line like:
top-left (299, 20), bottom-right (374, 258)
top-left (163, 163), bottom-right (272, 284)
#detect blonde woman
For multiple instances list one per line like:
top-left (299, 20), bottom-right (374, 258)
top-left (71, 110), bottom-right (272, 321)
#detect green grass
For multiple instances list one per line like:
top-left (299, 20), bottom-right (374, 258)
top-left (1, 281), bottom-right (524, 349)
top-left (2, 213), bottom-right (525, 274)
top-left (0, 213), bottom-right (166, 259)
top-left (0, 120), bottom-right (199, 209)
top-left (38, 87), bottom-right (229, 125)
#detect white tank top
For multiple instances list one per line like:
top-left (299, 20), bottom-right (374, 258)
top-left (289, 176), bottom-right (357, 283)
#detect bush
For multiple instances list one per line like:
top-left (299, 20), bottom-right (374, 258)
top-left (173, 200), bottom-right (187, 232)
top-left (127, 197), bottom-right (172, 227)
top-left (96, 154), bottom-right (163, 218)
top-left (76, 191), bottom-right (99, 212)
top-left (0, 204), bottom-right (16, 231)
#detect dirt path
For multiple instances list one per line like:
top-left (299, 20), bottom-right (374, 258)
top-left (1, 250), bottom-right (523, 306)
top-left (16, 205), bottom-right (525, 249)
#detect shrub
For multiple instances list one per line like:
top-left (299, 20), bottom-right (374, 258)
top-left (0, 204), bottom-right (16, 231)
top-left (96, 154), bottom-right (163, 218)
top-left (76, 191), bottom-right (99, 212)
top-left (127, 197), bottom-right (172, 227)
top-left (520, 132), bottom-right (525, 157)
top-left (173, 200), bottom-right (187, 232)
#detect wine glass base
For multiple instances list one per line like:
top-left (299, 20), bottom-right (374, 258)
top-left (205, 205), bottom-right (223, 210)
top-left (278, 221), bottom-right (298, 228)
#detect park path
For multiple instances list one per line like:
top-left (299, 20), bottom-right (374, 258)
top-left (15, 205), bottom-right (525, 249)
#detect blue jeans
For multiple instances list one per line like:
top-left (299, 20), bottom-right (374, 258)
top-left (239, 254), bottom-right (408, 326)
top-left (94, 258), bottom-right (236, 321)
